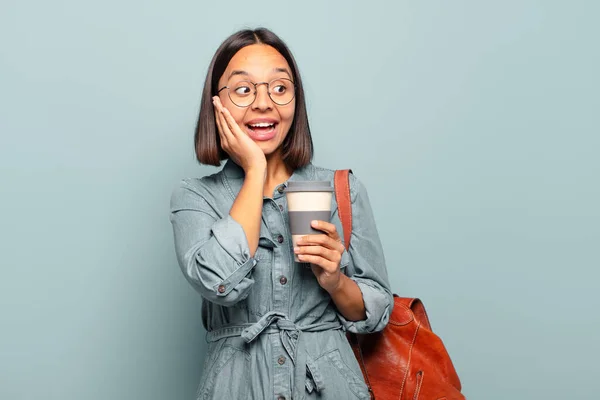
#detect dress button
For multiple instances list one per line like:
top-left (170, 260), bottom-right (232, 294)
top-left (278, 356), bottom-right (286, 365)
top-left (277, 235), bottom-right (284, 244)
top-left (279, 276), bottom-right (288, 285)
top-left (217, 285), bottom-right (226, 294)
top-left (277, 185), bottom-right (285, 194)
top-left (278, 204), bottom-right (284, 211)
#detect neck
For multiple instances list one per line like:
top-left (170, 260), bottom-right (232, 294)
top-left (261, 151), bottom-right (294, 198)
top-left (265, 151), bottom-right (293, 183)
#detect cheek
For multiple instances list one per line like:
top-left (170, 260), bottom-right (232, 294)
top-left (280, 104), bottom-right (296, 125)
top-left (232, 110), bottom-right (246, 126)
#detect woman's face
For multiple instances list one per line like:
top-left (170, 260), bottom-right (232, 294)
top-left (217, 44), bottom-right (296, 157)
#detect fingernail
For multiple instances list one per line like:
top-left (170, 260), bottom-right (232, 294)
top-left (311, 220), bottom-right (318, 226)
top-left (294, 247), bottom-right (299, 253)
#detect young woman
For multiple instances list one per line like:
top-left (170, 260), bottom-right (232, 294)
top-left (170, 28), bottom-right (392, 400)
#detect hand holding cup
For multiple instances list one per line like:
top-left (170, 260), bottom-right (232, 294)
top-left (295, 220), bottom-right (345, 293)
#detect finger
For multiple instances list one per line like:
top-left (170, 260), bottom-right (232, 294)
top-left (310, 221), bottom-right (343, 250)
top-left (214, 109), bottom-right (231, 150)
top-left (298, 234), bottom-right (340, 251)
top-left (310, 220), bottom-right (339, 238)
top-left (216, 109), bottom-right (228, 137)
top-left (214, 97), bottom-right (247, 141)
top-left (213, 100), bottom-right (234, 142)
top-left (213, 109), bottom-right (225, 138)
top-left (221, 106), bottom-right (245, 138)
top-left (298, 234), bottom-right (344, 252)
top-left (212, 98), bottom-right (226, 135)
top-left (213, 95), bottom-right (225, 111)
top-left (297, 253), bottom-right (337, 271)
top-left (295, 245), bottom-right (341, 265)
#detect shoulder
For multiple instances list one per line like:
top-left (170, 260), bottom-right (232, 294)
top-left (169, 168), bottom-right (227, 211)
top-left (171, 170), bottom-right (223, 196)
top-left (311, 164), bottom-right (367, 202)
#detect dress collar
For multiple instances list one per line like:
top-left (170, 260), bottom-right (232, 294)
top-left (222, 159), bottom-right (316, 199)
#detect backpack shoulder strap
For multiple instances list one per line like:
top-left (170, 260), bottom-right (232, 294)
top-left (334, 169), bottom-right (353, 250)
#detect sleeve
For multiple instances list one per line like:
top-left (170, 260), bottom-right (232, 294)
top-left (169, 179), bottom-right (257, 307)
top-left (337, 175), bottom-right (394, 333)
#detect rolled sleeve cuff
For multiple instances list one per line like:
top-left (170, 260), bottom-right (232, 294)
top-left (338, 278), bottom-right (391, 333)
top-left (210, 215), bottom-right (258, 297)
top-left (212, 257), bottom-right (258, 297)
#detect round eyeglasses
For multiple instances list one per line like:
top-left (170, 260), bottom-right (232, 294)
top-left (217, 78), bottom-right (296, 107)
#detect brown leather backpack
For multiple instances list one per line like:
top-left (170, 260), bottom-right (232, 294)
top-left (334, 169), bottom-right (466, 400)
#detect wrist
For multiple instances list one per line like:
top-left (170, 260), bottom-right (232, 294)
top-left (326, 273), bottom-right (347, 296)
top-left (245, 166), bottom-right (267, 181)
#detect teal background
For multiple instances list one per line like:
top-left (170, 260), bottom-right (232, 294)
top-left (1, 1), bottom-right (598, 399)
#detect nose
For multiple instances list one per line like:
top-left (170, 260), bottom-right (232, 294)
top-left (251, 82), bottom-right (273, 111)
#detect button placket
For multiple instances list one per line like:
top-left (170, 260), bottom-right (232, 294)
top-left (267, 207), bottom-right (286, 312)
top-left (272, 201), bottom-right (284, 213)
top-left (271, 334), bottom-right (289, 400)
top-left (266, 195), bottom-right (292, 400)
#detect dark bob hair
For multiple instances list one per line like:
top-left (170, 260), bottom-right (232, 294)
top-left (194, 28), bottom-right (313, 169)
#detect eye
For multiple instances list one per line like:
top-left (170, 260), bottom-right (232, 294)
top-left (272, 84), bottom-right (287, 94)
top-left (234, 85), bottom-right (252, 96)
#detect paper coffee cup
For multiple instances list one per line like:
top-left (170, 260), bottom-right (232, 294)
top-left (285, 181), bottom-right (333, 262)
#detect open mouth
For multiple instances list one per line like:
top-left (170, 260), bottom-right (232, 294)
top-left (246, 122), bottom-right (278, 133)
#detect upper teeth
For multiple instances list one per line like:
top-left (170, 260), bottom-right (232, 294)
top-left (250, 123), bottom-right (274, 127)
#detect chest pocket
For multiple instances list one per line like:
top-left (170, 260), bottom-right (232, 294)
top-left (256, 216), bottom-right (276, 262)
top-left (255, 237), bottom-right (274, 265)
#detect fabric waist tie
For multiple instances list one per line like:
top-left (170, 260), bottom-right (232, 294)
top-left (206, 311), bottom-right (343, 397)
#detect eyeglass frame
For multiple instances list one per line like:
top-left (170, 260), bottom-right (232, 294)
top-left (217, 78), bottom-right (296, 107)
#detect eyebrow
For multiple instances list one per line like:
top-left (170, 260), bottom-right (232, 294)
top-left (228, 67), bottom-right (292, 80)
top-left (228, 70), bottom-right (249, 79)
top-left (273, 67), bottom-right (292, 78)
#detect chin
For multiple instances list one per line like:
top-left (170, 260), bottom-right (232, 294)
top-left (260, 146), bottom-right (277, 156)
top-left (256, 137), bottom-right (285, 155)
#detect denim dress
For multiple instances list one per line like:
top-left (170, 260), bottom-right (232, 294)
top-left (169, 160), bottom-right (393, 400)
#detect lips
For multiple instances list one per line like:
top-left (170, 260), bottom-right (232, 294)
top-left (245, 118), bottom-right (279, 141)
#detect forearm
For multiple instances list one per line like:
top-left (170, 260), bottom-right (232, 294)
top-left (229, 168), bottom-right (265, 257)
top-left (328, 274), bottom-right (367, 322)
